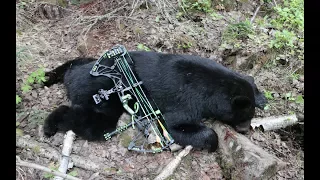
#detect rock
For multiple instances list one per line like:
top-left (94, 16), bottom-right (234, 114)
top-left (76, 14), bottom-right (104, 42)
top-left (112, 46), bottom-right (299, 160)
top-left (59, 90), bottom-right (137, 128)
top-left (140, 168), bottom-right (148, 175)
top-left (298, 75), bottom-right (304, 82)
top-left (23, 135), bottom-right (31, 139)
top-left (297, 113), bottom-right (304, 122)
top-left (200, 171), bottom-right (211, 180)
top-left (150, 28), bottom-right (157, 34)
top-left (31, 91), bottom-right (38, 98)
top-left (292, 79), bottom-right (299, 86)
top-left (147, 161), bottom-right (159, 169)
top-left (52, 133), bottom-right (64, 147)
top-left (269, 29), bottom-right (276, 37)
top-left (192, 160), bottom-right (197, 166)
top-left (41, 98), bottom-right (49, 106)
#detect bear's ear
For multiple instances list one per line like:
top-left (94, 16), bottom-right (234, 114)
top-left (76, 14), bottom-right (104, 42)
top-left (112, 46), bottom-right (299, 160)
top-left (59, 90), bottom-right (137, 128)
top-left (244, 75), bottom-right (255, 84)
top-left (254, 93), bottom-right (268, 109)
top-left (231, 96), bottom-right (252, 110)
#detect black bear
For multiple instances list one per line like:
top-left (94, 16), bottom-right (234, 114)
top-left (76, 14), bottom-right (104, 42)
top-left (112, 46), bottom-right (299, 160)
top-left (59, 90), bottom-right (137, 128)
top-left (43, 51), bottom-right (267, 152)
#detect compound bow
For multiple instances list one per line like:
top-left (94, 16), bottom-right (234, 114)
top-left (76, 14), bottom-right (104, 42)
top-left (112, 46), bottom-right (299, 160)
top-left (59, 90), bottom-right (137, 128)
top-left (90, 45), bottom-right (174, 153)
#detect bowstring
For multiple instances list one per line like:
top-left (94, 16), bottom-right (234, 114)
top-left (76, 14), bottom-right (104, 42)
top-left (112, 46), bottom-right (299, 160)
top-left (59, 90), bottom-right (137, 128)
top-left (125, 53), bottom-right (173, 142)
top-left (115, 57), bottom-right (165, 147)
top-left (117, 56), bottom-right (168, 146)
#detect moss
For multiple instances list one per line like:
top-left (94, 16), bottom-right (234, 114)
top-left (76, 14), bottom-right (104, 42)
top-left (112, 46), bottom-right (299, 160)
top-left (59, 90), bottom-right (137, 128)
top-left (57, 0), bottom-right (68, 7)
top-left (119, 133), bottom-right (132, 147)
top-left (32, 145), bottom-right (41, 154)
top-left (181, 0), bottom-right (213, 13)
top-left (175, 35), bottom-right (195, 50)
top-left (16, 128), bottom-right (24, 137)
top-left (212, 0), bottom-right (238, 11)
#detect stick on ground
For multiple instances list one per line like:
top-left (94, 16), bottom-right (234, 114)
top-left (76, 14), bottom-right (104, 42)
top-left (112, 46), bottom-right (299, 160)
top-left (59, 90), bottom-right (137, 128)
top-left (250, 114), bottom-right (298, 131)
top-left (154, 145), bottom-right (193, 180)
top-left (54, 130), bottom-right (76, 180)
top-left (16, 136), bottom-right (112, 176)
top-left (16, 156), bottom-right (81, 180)
top-left (250, 5), bottom-right (261, 24)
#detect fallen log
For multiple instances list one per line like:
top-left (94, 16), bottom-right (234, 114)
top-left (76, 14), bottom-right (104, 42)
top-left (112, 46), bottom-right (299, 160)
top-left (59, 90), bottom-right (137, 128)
top-left (170, 114), bottom-right (299, 153)
top-left (158, 115), bottom-right (296, 179)
top-left (212, 121), bottom-right (287, 180)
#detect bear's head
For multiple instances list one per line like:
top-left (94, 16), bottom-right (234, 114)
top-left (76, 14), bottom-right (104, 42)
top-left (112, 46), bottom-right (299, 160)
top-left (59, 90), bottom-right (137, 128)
top-left (210, 75), bottom-right (267, 134)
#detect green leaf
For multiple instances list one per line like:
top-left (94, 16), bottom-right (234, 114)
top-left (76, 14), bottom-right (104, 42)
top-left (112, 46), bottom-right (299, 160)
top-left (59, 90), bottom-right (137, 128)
top-left (137, 44), bottom-right (150, 51)
top-left (264, 104), bottom-right (270, 110)
top-left (30, 72), bottom-right (37, 78)
top-left (16, 122), bottom-right (20, 127)
top-left (264, 91), bottom-right (274, 100)
top-left (285, 92), bottom-right (292, 99)
top-left (36, 68), bottom-right (45, 77)
top-left (40, 76), bottom-right (47, 82)
top-left (155, 16), bottom-right (160, 23)
top-left (295, 95), bottom-right (304, 104)
top-left (27, 76), bottom-right (34, 84)
top-left (288, 111), bottom-right (295, 115)
top-left (144, 46), bottom-right (150, 51)
top-left (21, 84), bottom-right (32, 93)
top-left (137, 44), bottom-right (145, 50)
top-left (43, 172), bottom-right (54, 179)
top-left (16, 95), bottom-right (22, 105)
top-left (68, 170), bottom-right (78, 177)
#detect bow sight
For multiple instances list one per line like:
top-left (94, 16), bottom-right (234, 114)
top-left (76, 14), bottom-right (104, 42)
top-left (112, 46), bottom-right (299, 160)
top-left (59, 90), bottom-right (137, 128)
top-left (90, 45), bottom-right (174, 153)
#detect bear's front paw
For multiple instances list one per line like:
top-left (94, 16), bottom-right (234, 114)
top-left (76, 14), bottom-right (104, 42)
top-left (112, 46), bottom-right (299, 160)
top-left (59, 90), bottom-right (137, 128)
top-left (205, 130), bottom-right (219, 152)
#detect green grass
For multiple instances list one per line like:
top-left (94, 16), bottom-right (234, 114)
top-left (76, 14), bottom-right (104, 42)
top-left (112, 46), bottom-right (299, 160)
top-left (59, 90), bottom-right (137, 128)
top-left (181, 0), bottom-right (213, 13)
top-left (264, 90), bottom-right (274, 100)
top-left (177, 42), bottom-right (193, 49)
top-left (43, 162), bottom-right (59, 179)
top-left (268, 0), bottom-right (304, 60)
top-left (270, 30), bottom-right (296, 49)
top-left (137, 44), bottom-right (150, 51)
top-left (223, 20), bottom-right (254, 41)
top-left (16, 95), bottom-right (22, 105)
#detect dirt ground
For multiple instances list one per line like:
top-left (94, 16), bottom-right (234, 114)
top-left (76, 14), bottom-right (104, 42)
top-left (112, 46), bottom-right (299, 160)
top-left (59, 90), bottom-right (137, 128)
top-left (16, 0), bottom-right (304, 179)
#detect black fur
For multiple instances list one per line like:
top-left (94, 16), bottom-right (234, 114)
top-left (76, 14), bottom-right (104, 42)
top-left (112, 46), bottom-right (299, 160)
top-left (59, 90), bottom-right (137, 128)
top-left (43, 51), bottom-right (267, 152)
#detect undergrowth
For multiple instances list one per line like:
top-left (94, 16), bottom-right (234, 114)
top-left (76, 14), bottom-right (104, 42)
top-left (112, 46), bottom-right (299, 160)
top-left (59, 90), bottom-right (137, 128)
top-left (180, 0), bottom-right (212, 13)
top-left (21, 67), bottom-right (46, 94)
top-left (223, 20), bottom-right (254, 41)
top-left (219, 0), bottom-right (304, 78)
top-left (269, 0), bottom-right (304, 61)
top-left (137, 43), bottom-right (150, 51)
top-left (220, 19), bottom-right (254, 50)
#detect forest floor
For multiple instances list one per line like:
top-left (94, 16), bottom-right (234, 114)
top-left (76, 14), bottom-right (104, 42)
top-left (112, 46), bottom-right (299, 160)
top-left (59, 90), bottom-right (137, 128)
top-left (16, 0), bottom-right (304, 179)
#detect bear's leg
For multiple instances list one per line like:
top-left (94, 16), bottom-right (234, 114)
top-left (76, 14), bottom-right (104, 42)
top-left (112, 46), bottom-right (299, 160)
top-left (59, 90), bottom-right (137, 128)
top-left (44, 105), bottom-right (122, 141)
top-left (43, 105), bottom-right (70, 137)
top-left (164, 112), bottom-right (218, 152)
top-left (168, 123), bottom-right (218, 152)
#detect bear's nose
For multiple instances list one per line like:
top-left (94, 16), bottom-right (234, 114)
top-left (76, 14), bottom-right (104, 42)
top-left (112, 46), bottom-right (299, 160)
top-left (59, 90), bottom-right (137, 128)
top-left (235, 126), bottom-right (250, 134)
top-left (234, 120), bottom-right (251, 134)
